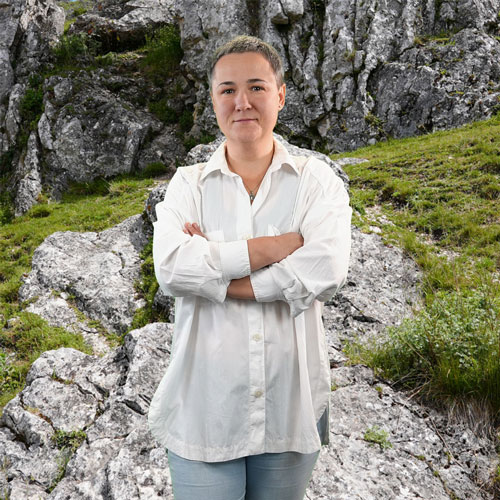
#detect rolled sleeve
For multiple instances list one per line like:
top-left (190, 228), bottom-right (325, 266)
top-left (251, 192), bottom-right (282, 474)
top-left (153, 170), bottom-right (233, 303)
top-left (250, 266), bottom-right (285, 303)
top-left (219, 240), bottom-right (251, 281)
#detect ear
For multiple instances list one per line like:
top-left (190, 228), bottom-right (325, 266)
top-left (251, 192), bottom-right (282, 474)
top-left (278, 83), bottom-right (286, 110)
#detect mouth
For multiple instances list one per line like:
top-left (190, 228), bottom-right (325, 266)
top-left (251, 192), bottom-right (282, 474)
top-left (234, 118), bottom-right (257, 123)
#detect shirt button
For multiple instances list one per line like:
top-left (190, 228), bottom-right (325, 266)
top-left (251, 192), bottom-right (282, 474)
top-left (252, 334), bottom-right (262, 341)
top-left (254, 390), bottom-right (263, 398)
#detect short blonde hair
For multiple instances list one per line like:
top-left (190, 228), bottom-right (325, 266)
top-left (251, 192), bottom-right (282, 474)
top-left (208, 35), bottom-right (284, 90)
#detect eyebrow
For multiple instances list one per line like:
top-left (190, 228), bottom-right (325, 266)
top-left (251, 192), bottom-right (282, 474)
top-left (217, 78), bottom-right (267, 87)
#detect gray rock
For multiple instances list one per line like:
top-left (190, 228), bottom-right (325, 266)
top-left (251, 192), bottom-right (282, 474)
top-left (40, 74), bottom-right (161, 197)
top-left (307, 369), bottom-right (494, 499)
top-left (0, 0), bottom-right (63, 152)
top-left (324, 226), bottom-right (422, 357)
top-left (3, 83), bottom-right (25, 148)
top-left (68, 0), bottom-right (177, 51)
top-left (0, 323), bottom-right (174, 499)
top-left (14, 131), bottom-right (43, 216)
top-left (19, 214), bottom-right (149, 334)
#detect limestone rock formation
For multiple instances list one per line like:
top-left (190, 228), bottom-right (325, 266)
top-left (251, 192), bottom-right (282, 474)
top-left (18, 214), bottom-right (150, 339)
top-left (182, 0), bottom-right (500, 152)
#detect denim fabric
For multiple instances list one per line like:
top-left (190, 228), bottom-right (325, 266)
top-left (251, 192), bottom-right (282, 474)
top-left (167, 448), bottom-right (320, 500)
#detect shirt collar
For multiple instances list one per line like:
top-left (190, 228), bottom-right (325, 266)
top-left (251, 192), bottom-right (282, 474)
top-left (200, 138), bottom-right (299, 181)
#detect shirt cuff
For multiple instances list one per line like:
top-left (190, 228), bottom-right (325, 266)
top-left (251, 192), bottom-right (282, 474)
top-left (250, 267), bottom-right (285, 303)
top-left (219, 240), bottom-right (251, 281)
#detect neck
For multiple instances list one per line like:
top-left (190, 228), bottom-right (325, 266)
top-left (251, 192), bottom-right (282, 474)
top-left (225, 137), bottom-right (275, 181)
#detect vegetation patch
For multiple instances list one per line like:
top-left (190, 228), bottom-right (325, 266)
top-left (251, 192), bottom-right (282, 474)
top-left (0, 312), bottom-right (92, 409)
top-left (48, 429), bottom-right (87, 492)
top-left (363, 425), bottom-right (393, 450)
top-left (332, 112), bottom-right (500, 432)
top-left (130, 240), bottom-right (171, 330)
top-left (139, 24), bottom-right (183, 82)
top-left (346, 285), bottom-right (500, 413)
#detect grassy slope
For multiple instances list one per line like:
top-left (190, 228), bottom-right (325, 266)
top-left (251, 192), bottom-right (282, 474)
top-left (333, 113), bottom-right (500, 292)
top-left (332, 113), bottom-right (500, 425)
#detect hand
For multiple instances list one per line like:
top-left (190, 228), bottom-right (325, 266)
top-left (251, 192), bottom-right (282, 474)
top-left (183, 222), bottom-right (206, 239)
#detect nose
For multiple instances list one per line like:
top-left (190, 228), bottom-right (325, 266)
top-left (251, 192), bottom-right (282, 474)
top-left (234, 91), bottom-right (252, 111)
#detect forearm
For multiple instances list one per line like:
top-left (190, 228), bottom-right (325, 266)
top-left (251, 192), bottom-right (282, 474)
top-left (247, 236), bottom-right (279, 271)
top-left (247, 233), bottom-right (303, 272)
top-left (227, 276), bottom-right (255, 299)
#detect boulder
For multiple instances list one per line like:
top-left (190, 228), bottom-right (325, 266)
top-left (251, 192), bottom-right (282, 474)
top-left (68, 0), bottom-right (178, 52)
top-left (19, 214), bottom-right (149, 336)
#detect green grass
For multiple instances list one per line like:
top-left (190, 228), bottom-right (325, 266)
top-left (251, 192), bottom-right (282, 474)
top-left (333, 113), bottom-right (500, 283)
top-left (139, 24), bottom-right (183, 82)
top-left (333, 113), bottom-right (500, 422)
top-left (0, 174), bottom-right (156, 412)
top-left (345, 285), bottom-right (500, 410)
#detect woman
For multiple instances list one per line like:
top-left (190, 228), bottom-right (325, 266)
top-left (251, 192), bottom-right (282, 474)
top-left (148, 35), bottom-right (352, 500)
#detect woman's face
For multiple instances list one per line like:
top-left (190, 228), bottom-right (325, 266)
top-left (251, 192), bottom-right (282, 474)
top-left (210, 52), bottom-right (286, 147)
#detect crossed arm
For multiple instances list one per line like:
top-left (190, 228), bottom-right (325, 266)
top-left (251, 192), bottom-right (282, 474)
top-left (182, 222), bottom-right (304, 299)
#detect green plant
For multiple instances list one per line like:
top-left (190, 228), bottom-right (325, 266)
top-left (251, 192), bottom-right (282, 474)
top-left (140, 24), bottom-right (183, 79)
top-left (346, 285), bottom-right (500, 412)
top-left (52, 429), bottom-right (87, 452)
top-left (130, 240), bottom-right (171, 330)
top-left (179, 109), bottom-right (194, 132)
top-left (19, 74), bottom-right (44, 132)
top-left (364, 112), bottom-right (384, 130)
top-left (363, 425), bottom-right (393, 450)
top-left (48, 429), bottom-right (87, 492)
top-left (52, 33), bottom-right (89, 66)
top-left (148, 98), bottom-right (177, 124)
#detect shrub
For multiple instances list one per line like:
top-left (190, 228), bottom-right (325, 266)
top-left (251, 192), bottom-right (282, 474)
top-left (19, 75), bottom-right (44, 131)
top-left (363, 425), bottom-right (393, 450)
top-left (346, 284), bottom-right (500, 413)
top-left (148, 98), bottom-right (177, 124)
top-left (52, 33), bottom-right (89, 66)
top-left (52, 33), bottom-right (101, 68)
top-left (141, 25), bottom-right (183, 79)
top-left (179, 109), bottom-right (193, 132)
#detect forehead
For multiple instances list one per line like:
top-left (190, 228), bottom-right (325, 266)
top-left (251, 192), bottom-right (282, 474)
top-left (212, 52), bottom-right (276, 83)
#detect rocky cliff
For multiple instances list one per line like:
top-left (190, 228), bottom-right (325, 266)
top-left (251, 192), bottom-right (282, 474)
top-left (1, 0), bottom-right (500, 215)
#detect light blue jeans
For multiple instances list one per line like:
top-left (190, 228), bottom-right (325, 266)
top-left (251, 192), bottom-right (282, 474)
top-left (167, 448), bottom-right (320, 500)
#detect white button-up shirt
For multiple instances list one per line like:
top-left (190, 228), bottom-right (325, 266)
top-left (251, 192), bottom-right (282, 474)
top-left (148, 139), bottom-right (352, 462)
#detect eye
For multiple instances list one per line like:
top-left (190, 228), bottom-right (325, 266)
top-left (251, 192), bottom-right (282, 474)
top-left (251, 85), bottom-right (263, 91)
top-left (221, 88), bottom-right (234, 94)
